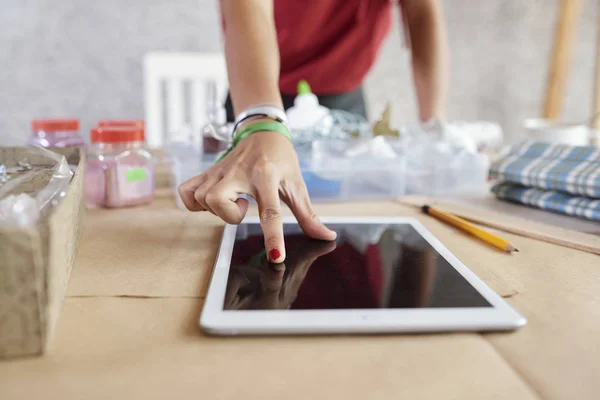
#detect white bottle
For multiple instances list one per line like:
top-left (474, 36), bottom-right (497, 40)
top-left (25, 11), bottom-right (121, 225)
top-left (286, 80), bottom-right (334, 132)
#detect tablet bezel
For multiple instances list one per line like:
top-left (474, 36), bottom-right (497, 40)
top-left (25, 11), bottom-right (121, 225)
top-left (200, 216), bottom-right (526, 335)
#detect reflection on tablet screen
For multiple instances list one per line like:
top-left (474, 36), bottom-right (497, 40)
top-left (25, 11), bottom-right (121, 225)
top-left (224, 223), bottom-right (491, 311)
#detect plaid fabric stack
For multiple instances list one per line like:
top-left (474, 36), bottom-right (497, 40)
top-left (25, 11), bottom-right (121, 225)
top-left (489, 141), bottom-right (600, 221)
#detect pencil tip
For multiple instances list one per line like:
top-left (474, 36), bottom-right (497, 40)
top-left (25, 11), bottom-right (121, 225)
top-left (506, 244), bottom-right (519, 253)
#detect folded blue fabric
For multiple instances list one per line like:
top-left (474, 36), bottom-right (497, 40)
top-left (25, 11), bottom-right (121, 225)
top-left (490, 141), bottom-right (600, 199)
top-left (492, 182), bottom-right (600, 221)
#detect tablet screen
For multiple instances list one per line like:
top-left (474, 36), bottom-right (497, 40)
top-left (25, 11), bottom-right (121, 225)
top-left (224, 223), bottom-right (492, 311)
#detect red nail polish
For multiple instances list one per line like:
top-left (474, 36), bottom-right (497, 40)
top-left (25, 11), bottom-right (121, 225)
top-left (268, 248), bottom-right (281, 262)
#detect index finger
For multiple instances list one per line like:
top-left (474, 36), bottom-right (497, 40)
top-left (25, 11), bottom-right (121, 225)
top-left (255, 182), bottom-right (285, 263)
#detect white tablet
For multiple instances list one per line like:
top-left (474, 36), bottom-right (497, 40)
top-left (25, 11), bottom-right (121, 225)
top-left (201, 217), bottom-right (526, 335)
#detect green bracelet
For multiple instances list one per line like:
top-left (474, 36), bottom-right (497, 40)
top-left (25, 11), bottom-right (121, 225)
top-left (216, 121), bottom-right (292, 163)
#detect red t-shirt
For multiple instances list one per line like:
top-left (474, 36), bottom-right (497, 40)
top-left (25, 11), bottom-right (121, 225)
top-left (275, 0), bottom-right (395, 95)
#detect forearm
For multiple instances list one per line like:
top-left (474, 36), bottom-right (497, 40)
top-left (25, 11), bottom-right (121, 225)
top-left (404, 0), bottom-right (448, 121)
top-left (220, 0), bottom-right (282, 116)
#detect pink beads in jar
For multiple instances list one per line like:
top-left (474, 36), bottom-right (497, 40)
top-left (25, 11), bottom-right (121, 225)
top-left (30, 119), bottom-right (85, 147)
top-left (85, 126), bottom-right (154, 208)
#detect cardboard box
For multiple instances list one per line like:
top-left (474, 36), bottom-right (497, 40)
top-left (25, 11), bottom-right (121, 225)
top-left (0, 147), bottom-right (85, 359)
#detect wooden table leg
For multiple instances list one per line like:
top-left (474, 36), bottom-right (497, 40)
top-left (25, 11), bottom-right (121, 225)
top-left (592, 0), bottom-right (600, 143)
top-left (542, 0), bottom-right (583, 120)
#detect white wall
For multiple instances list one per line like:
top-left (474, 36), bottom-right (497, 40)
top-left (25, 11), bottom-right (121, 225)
top-left (366, 1), bottom-right (598, 142)
top-left (1, 0), bottom-right (597, 145)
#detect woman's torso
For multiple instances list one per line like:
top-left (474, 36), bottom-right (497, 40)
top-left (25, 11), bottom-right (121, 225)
top-left (275, 0), bottom-right (393, 95)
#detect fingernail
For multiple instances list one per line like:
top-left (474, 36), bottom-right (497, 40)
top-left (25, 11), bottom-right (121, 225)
top-left (268, 248), bottom-right (281, 262)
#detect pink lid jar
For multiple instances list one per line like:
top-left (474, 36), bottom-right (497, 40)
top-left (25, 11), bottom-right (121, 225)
top-left (30, 119), bottom-right (85, 147)
top-left (85, 126), bottom-right (154, 208)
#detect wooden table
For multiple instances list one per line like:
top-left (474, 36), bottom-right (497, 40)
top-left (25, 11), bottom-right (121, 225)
top-left (1, 190), bottom-right (599, 400)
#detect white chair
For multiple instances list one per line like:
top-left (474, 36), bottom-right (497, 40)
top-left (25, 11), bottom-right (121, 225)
top-left (143, 52), bottom-right (228, 148)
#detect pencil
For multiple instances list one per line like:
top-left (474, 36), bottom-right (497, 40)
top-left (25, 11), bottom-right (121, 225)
top-left (422, 205), bottom-right (519, 253)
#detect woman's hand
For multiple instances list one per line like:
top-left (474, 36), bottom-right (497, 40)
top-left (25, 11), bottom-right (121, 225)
top-left (178, 130), bottom-right (337, 263)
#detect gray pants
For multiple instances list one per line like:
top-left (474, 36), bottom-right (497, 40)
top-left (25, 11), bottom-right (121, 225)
top-left (225, 86), bottom-right (367, 122)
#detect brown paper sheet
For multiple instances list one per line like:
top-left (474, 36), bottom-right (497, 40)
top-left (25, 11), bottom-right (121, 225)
top-left (67, 194), bottom-right (517, 299)
top-left (67, 195), bottom-right (224, 298)
top-left (43, 191), bottom-right (600, 399)
top-left (0, 298), bottom-right (538, 400)
top-left (481, 238), bottom-right (600, 400)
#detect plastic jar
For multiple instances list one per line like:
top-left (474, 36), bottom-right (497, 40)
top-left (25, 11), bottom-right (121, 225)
top-left (98, 120), bottom-right (145, 129)
top-left (86, 127), bottom-right (154, 208)
top-left (30, 119), bottom-right (84, 147)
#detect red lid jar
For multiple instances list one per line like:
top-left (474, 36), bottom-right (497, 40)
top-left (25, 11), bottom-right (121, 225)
top-left (85, 126), bottom-right (154, 209)
top-left (30, 118), bottom-right (84, 148)
top-left (91, 127), bottom-right (145, 144)
top-left (97, 120), bottom-right (145, 129)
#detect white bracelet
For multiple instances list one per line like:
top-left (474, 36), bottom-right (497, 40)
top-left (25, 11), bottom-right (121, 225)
top-left (233, 104), bottom-right (288, 135)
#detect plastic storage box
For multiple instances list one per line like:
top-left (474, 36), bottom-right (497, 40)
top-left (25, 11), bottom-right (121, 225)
top-left (169, 135), bottom-right (489, 209)
top-left (170, 145), bottom-right (407, 209)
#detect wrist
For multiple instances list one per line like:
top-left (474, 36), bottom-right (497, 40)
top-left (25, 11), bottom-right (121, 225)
top-left (217, 120), bottom-right (292, 163)
top-left (238, 116), bottom-right (273, 130)
top-left (233, 104), bottom-right (288, 135)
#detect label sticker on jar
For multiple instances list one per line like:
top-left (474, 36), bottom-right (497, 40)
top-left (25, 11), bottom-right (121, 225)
top-left (106, 164), bottom-right (153, 206)
top-left (126, 167), bottom-right (148, 182)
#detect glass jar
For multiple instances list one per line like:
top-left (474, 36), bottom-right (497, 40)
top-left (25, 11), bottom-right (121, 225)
top-left (86, 127), bottom-right (154, 208)
top-left (30, 119), bottom-right (84, 147)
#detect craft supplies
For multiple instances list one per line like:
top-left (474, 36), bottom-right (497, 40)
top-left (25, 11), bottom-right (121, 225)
top-left (287, 80), bottom-right (334, 132)
top-left (86, 126), bottom-right (154, 208)
top-left (524, 118), bottom-right (591, 146)
top-left (493, 183), bottom-right (600, 221)
top-left (29, 119), bottom-right (84, 148)
top-left (344, 136), bottom-right (397, 159)
top-left (449, 121), bottom-right (504, 153)
top-left (421, 205), bottom-right (518, 253)
top-left (0, 146), bottom-right (74, 226)
top-left (0, 147), bottom-right (84, 359)
top-left (491, 141), bottom-right (600, 197)
top-left (291, 109), bottom-right (369, 154)
top-left (372, 103), bottom-right (400, 137)
top-left (399, 196), bottom-right (600, 256)
top-left (368, 129), bottom-right (488, 196)
top-left (490, 140), bottom-right (600, 221)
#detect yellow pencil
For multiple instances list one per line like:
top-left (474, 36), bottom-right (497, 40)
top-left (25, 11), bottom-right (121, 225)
top-left (422, 205), bottom-right (518, 253)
